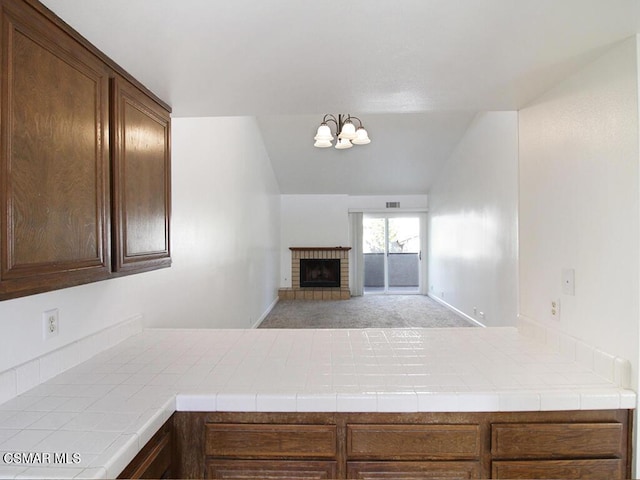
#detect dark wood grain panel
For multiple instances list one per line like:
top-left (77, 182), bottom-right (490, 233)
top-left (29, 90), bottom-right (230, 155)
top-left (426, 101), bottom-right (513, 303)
top-left (207, 460), bottom-right (337, 479)
top-left (111, 75), bottom-right (171, 273)
top-left (118, 417), bottom-right (173, 479)
top-left (10, 29), bottom-right (101, 265)
top-left (347, 461), bottom-right (481, 479)
top-left (174, 411), bottom-right (207, 479)
top-left (175, 411), bottom-right (632, 480)
top-left (491, 422), bottom-right (624, 458)
top-left (492, 459), bottom-right (625, 479)
top-left (0, 0), bottom-right (110, 299)
top-left (206, 423), bottom-right (337, 459)
top-left (347, 424), bottom-right (480, 460)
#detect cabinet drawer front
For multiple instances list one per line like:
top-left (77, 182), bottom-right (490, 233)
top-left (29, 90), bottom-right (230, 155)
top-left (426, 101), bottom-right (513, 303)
top-left (347, 461), bottom-right (481, 479)
top-left (492, 459), bottom-right (624, 479)
top-left (347, 424), bottom-right (480, 459)
top-left (206, 424), bottom-right (336, 458)
top-left (491, 423), bottom-right (623, 458)
top-left (206, 460), bottom-right (337, 479)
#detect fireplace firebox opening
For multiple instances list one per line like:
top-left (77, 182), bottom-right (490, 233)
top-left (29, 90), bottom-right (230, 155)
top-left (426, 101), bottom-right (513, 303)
top-left (300, 259), bottom-right (340, 288)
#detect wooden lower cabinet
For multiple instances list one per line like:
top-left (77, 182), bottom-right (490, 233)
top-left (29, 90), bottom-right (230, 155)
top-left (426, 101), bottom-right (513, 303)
top-left (491, 422), bottom-right (624, 458)
top-left (347, 424), bottom-right (480, 460)
top-left (347, 461), bottom-right (481, 479)
top-left (168, 410), bottom-right (632, 479)
top-left (207, 460), bottom-right (337, 479)
top-left (490, 421), bottom-right (628, 479)
top-left (205, 423), bottom-right (337, 459)
top-left (491, 459), bottom-right (625, 479)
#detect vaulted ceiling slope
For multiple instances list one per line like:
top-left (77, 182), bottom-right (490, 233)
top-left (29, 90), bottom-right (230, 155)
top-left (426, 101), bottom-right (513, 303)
top-left (40, 0), bottom-right (640, 194)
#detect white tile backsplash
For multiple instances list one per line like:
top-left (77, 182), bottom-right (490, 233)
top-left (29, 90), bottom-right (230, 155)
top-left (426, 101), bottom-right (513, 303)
top-left (15, 361), bottom-right (40, 396)
top-left (517, 315), bottom-right (632, 388)
top-left (0, 316), bottom-right (142, 408)
top-left (0, 370), bottom-right (17, 405)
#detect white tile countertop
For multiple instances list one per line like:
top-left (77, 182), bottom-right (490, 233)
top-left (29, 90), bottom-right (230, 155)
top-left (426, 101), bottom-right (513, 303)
top-left (0, 327), bottom-right (635, 479)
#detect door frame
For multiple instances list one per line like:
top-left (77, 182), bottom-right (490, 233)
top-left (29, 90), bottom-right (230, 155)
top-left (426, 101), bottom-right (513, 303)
top-left (362, 212), bottom-right (427, 295)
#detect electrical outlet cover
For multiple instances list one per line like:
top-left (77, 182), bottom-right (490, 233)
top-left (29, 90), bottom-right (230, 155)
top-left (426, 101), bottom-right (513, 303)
top-left (42, 309), bottom-right (59, 340)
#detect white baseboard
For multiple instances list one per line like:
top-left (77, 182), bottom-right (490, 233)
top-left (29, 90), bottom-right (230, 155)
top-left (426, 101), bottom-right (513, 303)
top-left (252, 296), bottom-right (279, 329)
top-left (427, 294), bottom-right (486, 327)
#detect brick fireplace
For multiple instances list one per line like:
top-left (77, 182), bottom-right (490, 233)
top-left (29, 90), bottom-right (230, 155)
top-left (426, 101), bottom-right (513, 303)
top-left (278, 247), bottom-right (351, 300)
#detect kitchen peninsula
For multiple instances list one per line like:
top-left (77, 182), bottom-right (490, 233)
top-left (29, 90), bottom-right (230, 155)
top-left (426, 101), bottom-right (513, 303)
top-left (0, 323), bottom-right (634, 479)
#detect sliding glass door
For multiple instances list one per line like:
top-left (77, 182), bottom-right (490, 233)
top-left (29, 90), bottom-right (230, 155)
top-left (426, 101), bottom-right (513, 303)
top-left (363, 215), bottom-right (422, 294)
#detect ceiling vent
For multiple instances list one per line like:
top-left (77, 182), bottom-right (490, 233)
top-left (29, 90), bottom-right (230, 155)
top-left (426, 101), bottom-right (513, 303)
top-left (386, 202), bottom-right (400, 208)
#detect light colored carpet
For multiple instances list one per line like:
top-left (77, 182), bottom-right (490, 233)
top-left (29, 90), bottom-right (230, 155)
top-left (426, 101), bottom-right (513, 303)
top-left (258, 295), bottom-right (476, 329)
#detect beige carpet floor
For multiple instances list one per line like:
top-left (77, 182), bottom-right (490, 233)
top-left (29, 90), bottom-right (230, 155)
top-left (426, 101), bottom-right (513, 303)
top-left (258, 294), bottom-right (476, 329)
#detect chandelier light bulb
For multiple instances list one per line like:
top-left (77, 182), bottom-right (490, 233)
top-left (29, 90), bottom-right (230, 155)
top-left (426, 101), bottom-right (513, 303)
top-left (314, 123), bottom-right (333, 141)
top-left (314, 139), bottom-right (332, 148)
top-left (335, 138), bottom-right (353, 149)
top-left (351, 127), bottom-right (371, 145)
top-left (338, 120), bottom-right (357, 140)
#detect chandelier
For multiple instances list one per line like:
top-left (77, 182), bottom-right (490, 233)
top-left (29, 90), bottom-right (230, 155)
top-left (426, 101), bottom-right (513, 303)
top-left (313, 114), bottom-right (371, 149)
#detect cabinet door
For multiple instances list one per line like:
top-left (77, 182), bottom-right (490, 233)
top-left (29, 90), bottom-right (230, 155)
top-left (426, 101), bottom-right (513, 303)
top-left (347, 461), bottom-right (481, 479)
top-left (492, 459), bottom-right (624, 479)
top-left (207, 460), bottom-right (337, 479)
top-left (111, 76), bottom-right (171, 273)
top-left (0, 0), bottom-right (111, 299)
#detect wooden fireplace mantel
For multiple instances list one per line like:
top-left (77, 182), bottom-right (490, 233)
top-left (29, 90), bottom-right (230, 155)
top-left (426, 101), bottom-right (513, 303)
top-left (289, 247), bottom-right (352, 251)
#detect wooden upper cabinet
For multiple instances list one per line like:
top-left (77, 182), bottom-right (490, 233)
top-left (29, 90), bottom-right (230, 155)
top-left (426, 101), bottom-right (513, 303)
top-left (0, 0), bottom-right (171, 300)
top-left (111, 76), bottom-right (171, 273)
top-left (0, 0), bottom-right (111, 299)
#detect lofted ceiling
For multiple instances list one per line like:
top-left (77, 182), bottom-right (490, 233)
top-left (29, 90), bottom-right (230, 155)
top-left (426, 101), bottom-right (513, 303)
top-left (40, 0), bottom-right (640, 195)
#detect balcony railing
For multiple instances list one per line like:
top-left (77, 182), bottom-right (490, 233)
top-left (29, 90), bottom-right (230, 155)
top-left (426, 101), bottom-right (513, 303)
top-left (364, 252), bottom-right (419, 289)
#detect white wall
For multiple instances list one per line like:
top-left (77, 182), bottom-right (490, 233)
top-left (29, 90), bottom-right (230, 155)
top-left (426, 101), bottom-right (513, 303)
top-left (519, 37), bottom-right (639, 387)
top-left (0, 116), bottom-right (281, 373)
top-left (428, 112), bottom-right (519, 327)
top-left (348, 195), bottom-right (428, 211)
top-left (151, 116), bottom-right (281, 329)
top-left (280, 195), bottom-right (349, 287)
